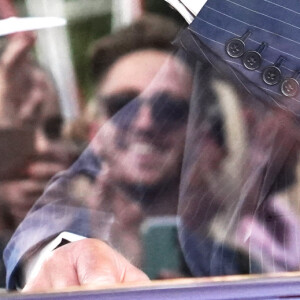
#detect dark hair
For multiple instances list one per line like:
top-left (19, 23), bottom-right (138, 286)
top-left (89, 14), bottom-right (180, 83)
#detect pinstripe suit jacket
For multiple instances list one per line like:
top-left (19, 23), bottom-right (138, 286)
top-left (187, 0), bottom-right (300, 117)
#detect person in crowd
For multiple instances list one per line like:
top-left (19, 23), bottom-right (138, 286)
top-left (60, 14), bottom-right (191, 270)
top-left (0, 33), bottom-right (76, 286)
top-left (4, 14), bottom-right (194, 290)
top-left (66, 14), bottom-right (196, 274)
top-left (0, 34), bottom-right (74, 229)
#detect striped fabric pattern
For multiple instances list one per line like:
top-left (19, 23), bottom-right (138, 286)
top-left (189, 0), bottom-right (300, 115)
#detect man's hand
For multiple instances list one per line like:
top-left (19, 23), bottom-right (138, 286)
top-left (235, 195), bottom-right (300, 272)
top-left (23, 239), bottom-right (149, 293)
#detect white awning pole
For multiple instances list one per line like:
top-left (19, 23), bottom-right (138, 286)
top-left (112, 0), bottom-right (143, 31)
top-left (26, 0), bottom-right (80, 122)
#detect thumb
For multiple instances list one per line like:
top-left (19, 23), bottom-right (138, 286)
top-left (75, 239), bottom-right (149, 287)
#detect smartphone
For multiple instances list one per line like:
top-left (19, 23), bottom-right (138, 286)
top-left (140, 216), bottom-right (187, 279)
top-left (0, 128), bottom-right (34, 179)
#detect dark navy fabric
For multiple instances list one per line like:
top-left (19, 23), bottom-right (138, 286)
top-left (174, 0), bottom-right (300, 280)
top-left (179, 227), bottom-right (261, 277)
top-left (189, 0), bottom-right (300, 117)
top-left (70, 148), bottom-right (101, 179)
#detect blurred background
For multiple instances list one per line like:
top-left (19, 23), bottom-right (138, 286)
top-left (2, 1), bottom-right (300, 290)
top-left (4, 0), bottom-right (184, 114)
top-left (0, 1), bottom-right (187, 286)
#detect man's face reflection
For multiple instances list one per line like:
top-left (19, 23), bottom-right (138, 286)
top-left (96, 50), bottom-right (193, 187)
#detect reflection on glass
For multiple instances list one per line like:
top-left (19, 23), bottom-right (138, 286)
top-left (1, 0), bottom-right (300, 296)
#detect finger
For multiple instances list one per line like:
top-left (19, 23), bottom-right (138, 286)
top-left (79, 252), bottom-right (149, 287)
top-left (0, 179), bottom-right (46, 222)
top-left (24, 239), bottom-right (150, 292)
top-left (26, 162), bottom-right (66, 180)
top-left (75, 239), bottom-right (122, 286)
top-left (23, 251), bottom-right (80, 293)
top-left (18, 88), bottom-right (44, 125)
top-left (74, 239), bottom-right (149, 287)
top-left (269, 195), bottom-right (297, 224)
top-left (22, 272), bottom-right (51, 293)
top-left (120, 261), bottom-right (150, 283)
top-left (236, 216), bottom-right (276, 254)
top-left (1, 33), bottom-right (35, 70)
top-left (0, 179), bottom-right (45, 204)
top-left (236, 216), bottom-right (289, 265)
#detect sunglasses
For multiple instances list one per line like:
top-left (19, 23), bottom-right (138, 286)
top-left (43, 115), bottom-right (63, 140)
top-left (101, 91), bottom-right (189, 129)
top-left (24, 114), bottom-right (63, 140)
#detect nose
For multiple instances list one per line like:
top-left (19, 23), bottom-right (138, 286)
top-left (34, 128), bottom-right (54, 157)
top-left (131, 104), bottom-right (154, 131)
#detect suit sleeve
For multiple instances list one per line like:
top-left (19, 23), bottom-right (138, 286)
top-left (3, 148), bottom-right (105, 290)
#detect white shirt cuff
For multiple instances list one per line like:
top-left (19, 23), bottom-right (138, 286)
top-left (164, 0), bottom-right (207, 24)
top-left (25, 232), bottom-right (86, 284)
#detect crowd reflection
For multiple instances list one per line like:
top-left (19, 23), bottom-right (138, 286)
top-left (2, 7), bottom-right (300, 295)
top-left (0, 33), bottom-right (75, 287)
top-left (73, 14), bottom-right (191, 274)
top-left (180, 64), bottom-right (300, 276)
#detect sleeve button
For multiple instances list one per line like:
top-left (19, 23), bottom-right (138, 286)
top-left (262, 66), bottom-right (282, 85)
top-left (225, 30), bottom-right (252, 58)
top-left (226, 39), bottom-right (245, 58)
top-left (262, 56), bottom-right (285, 86)
top-left (242, 42), bottom-right (267, 71)
top-left (243, 51), bottom-right (262, 70)
top-left (281, 78), bottom-right (299, 97)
